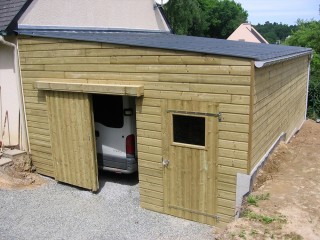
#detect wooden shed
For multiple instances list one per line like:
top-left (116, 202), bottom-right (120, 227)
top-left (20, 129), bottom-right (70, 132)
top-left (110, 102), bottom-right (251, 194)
top-left (17, 30), bottom-right (312, 226)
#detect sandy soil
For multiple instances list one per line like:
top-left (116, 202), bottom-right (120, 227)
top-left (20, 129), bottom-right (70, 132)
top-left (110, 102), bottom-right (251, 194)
top-left (217, 120), bottom-right (320, 240)
top-left (0, 153), bottom-right (47, 190)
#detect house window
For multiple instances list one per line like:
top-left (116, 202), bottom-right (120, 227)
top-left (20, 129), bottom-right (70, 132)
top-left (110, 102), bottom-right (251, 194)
top-left (172, 114), bottom-right (205, 147)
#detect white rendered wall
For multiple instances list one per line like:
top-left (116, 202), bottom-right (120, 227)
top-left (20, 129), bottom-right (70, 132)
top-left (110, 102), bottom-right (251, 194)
top-left (0, 41), bottom-right (20, 147)
top-left (19, 0), bottom-right (170, 32)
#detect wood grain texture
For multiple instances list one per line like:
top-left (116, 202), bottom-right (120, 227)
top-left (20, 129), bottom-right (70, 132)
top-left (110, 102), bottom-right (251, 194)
top-left (18, 36), bottom-right (254, 225)
top-left (46, 91), bottom-right (98, 191)
top-left (250, 56), bottom-right (309, 170)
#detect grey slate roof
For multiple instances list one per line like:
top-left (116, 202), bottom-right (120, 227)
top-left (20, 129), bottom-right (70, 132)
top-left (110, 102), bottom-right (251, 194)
top-left (0, 0), bottom-right (31, 34)
top-left (17, 30), bottom-right (312, 62)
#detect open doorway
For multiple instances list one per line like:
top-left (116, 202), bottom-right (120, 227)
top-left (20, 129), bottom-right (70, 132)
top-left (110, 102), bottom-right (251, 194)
top-left (92, 94), bottom-right (139, 188)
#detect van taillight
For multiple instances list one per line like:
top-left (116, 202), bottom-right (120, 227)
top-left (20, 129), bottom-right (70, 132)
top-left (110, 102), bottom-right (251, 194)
top-left (126, 134), bottom-right (135, 156)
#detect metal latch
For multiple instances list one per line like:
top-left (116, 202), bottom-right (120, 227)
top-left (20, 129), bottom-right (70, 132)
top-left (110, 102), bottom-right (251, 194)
top-left (162, 159), bottom-right (170, 167)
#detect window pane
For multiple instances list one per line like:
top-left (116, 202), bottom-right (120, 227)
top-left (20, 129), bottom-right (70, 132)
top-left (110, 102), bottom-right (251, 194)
top-left (173, 115), bottom-right (205, 146)
top-left (93, 94), bottom-right (124, 128)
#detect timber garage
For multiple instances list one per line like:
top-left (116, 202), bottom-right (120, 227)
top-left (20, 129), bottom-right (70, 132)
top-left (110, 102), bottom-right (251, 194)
top-left (18, 31), bottom-right (312, 226)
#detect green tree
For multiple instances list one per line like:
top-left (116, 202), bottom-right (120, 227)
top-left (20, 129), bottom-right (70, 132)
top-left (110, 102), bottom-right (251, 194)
top-left (254, 22), bottom-right (297, 44)
top-left (164, 0), bottom-right (247, 39)
top-left (286, 20), bottom-right (320, 118)
top-left (164, 0), bottom-right (207, 36)
top-left (205, 0), bottom-right (248, 39)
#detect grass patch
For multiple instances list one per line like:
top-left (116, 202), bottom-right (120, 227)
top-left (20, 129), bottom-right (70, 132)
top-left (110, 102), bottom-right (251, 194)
top-left (243, 210), bottom-right (287, 224)
top-left (247, 193), bottom-right (270, 206)
top-left (238, 229), bottom-right (246, 239)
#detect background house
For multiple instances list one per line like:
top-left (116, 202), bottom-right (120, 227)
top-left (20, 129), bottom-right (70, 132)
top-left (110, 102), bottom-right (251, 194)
top-left (0, 0), bottom-right (31, 150)
top-left (228, 23), bottom-right (269, 44)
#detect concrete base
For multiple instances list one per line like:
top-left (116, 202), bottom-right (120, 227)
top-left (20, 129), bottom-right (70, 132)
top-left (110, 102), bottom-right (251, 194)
top-left (3, 149), bottom-right (26, 160)
top-left (0, 157), bottom-right (12, 166)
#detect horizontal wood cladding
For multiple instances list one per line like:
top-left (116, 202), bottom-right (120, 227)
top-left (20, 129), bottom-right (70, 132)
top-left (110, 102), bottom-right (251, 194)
top-left (251, 56), bottom-right (309, 170)
top-left (19, 37), bottom-right (253, 223)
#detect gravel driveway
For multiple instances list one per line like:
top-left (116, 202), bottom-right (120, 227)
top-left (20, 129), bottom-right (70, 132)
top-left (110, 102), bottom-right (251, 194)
top-left (0, 171), bottom-right (215, 240)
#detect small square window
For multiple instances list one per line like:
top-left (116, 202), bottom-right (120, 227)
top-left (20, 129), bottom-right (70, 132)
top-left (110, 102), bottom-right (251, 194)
top-left (173, 114), bottom-right (205, 147)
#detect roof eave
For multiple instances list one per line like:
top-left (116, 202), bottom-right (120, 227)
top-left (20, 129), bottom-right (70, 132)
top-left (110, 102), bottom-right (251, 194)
top-left (254, 51), bottom-right (313, 68)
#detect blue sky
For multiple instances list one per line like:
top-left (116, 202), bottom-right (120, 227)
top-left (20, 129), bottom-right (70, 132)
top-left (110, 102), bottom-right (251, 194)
top-left (235, 0), bottom-right (320, 25)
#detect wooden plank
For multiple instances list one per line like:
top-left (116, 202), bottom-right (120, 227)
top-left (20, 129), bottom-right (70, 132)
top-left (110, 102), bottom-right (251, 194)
top-left (137, 129), bottom-right (162, 139)
top-left (24, 56), bottom-right (111, 65)
top-left (219, 104), bottom-right (250, 114)
top-left (27, 121), bottom-right (49, 130)
top-left (140, 201), bottom-right (164, 213)
top-left (221, 113), bottom-right (249, 124)
top-left (19, 42), bottom-right (101, 51)
top-left (139, 174), bottom-right (163, 186)
top-left (219, 131), bottom-right (249, 142)
top-left (140, 188), bottom-right (164, 199)
top-left (109, 55), bottom-right (250, 66)
top-left (24, 103), bottom-right (47, 111)
top-left (231, 95), bottom-right (250, 105)
top-left (138, 144), bottom-right (162, 155)
top-left (218, 138), bottom-right (249, 152)
top-left (44, 64), bottom-right (251, 76)
top-left (21, 64), bottom-right (44, 71)
top-left (217, 190), bottom-right (236, 201)
top-left (217, 198), bottom-right (235, 209)
top-left (219, 148), bottom-right (248, 160)
top-left (217, 182), bottom-right (236, 193)
top-left (26, 109), bottom-right (47, 117)
top-left (190, 84), bottom-right (250, 95)
top-left (140, 195), bottom-right (163, 207)
top-left (136, 121), bottom-right (161, 131)
top-left (219, 122), bottom-right (249, 133)
top-left (46, 91), bottom-right (98, 191)
top-left (86, 48), bottom-right (189, 57)
top-left (217, 173), bottom-right (237, 184)
top-left (34, 82), bottom-right (144, 97)
top-left (218, 165), bottom-right (247, 176)
top-left (137, 137), bottom-right (161, 148)
top-left (20, 49), bottom-right (87, 58)
top-left (22, 71), bottom-right (65, 79)
top-left (30, 144), bottom-right (52, 155)
top-left (35, 168), bottom-right (54, 178)
top-left (29, 133), bottom-right (51, 142)
top-left (139, 166), bottom-right (163, 178)
top-left (138, 159), bottom-right (162, 170)
top-left (138, 152), bottom-right (162, 163)
top-left (28, 127), bottom-right (50, 136)
top-left (159, 74), bottom-right (251, 85)
top-left (144, 90), bottom-right (232, 103)
top-left (217, 157), bottom-right (247, 170)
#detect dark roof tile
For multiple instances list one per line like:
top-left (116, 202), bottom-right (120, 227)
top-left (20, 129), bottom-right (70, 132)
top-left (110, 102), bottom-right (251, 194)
top-left (0, 0), bottom-right (31, 33)
top-left (17, 30), bottom-right (312, 61)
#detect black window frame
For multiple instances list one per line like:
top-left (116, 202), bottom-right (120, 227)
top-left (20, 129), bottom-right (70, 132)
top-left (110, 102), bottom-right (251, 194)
top-left (171, 113), bottom-right (206, 148)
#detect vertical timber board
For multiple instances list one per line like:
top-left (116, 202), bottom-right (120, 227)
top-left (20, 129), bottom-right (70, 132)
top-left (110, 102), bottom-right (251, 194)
top-left (163, 99), bottom-right (218, 225)
top-left (46, 91), bottom-right (98, 191)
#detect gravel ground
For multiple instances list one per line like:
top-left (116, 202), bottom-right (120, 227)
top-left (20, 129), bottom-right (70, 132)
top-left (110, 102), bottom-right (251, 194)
top-left (0, 171), bottom-right (216, 240)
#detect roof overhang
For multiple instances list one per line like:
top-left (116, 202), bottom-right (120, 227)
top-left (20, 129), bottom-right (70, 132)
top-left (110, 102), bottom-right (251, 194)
top-left (254, 51), bottom-right (313, 68)
top-left (34, 81), bottom-right (144, 97)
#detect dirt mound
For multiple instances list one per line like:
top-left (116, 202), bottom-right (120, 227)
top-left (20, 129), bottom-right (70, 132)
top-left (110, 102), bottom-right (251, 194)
top-left (0, 153), bottom-right (47, 190)
top-left (216, 120), bottom-right (320, 239)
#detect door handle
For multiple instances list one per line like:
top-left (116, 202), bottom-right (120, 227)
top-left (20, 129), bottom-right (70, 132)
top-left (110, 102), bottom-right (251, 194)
top-left (162, 159), bottom-right (170, 167)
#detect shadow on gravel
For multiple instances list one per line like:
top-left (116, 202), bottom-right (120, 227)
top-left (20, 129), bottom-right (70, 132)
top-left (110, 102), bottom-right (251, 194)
top-left (97, 170), bottom-right (139, 193)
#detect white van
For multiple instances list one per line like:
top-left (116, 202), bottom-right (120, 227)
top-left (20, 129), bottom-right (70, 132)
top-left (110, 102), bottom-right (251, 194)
top-left (93, 95), bottom-right (137, 174)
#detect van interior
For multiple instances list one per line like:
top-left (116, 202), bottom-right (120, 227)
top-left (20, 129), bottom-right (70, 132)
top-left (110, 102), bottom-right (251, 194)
top-left (92, 94), bottom-right (138, 178)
